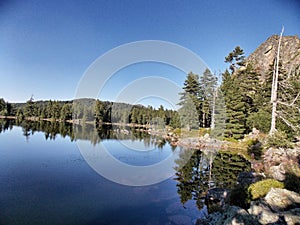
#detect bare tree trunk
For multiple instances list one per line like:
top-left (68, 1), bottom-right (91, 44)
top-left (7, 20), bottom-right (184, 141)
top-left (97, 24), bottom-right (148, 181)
top-left (208, 153), bottom-right (213, 188)
top-left (211, 88), bottom-right (216, 130)
top-left (270, 26), bottom-right (284, 135)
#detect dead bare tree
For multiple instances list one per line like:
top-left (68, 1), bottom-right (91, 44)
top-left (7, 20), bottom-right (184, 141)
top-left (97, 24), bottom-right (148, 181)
top-left (269, 26), bottom-right (284, 135)
top-left (269, 26), bottom-right (300, 135)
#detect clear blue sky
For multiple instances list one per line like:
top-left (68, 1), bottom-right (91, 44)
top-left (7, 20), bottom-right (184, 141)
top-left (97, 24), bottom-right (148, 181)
top-left (0, 0), bottom-right (299, 106)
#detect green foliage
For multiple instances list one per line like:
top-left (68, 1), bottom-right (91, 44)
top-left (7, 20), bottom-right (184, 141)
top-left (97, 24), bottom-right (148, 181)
top-left (266, 130), bottom-right (293, 149)
top-left (224, 137), bottom-right (239, 143)
top-left (200, 69), bottom-right (218, 128)
top-left (0, 98), bottom-right (6, 115)
top-left (198, 128), bottom-right (210, 136)
top-left (284, 173), bottom-right (300, 194)
top-left (248, 179), bottom-right (284, 200)
top-left (172, 128), bottom-right (181, 136)
top-left (178, 72), bottom-right (201, 129)
top-left (0, 98), bottom-right (12, 116)
top-left (24, 96), bottom-right (38, 117)
top-left (169, 112), bottom-right (180, 128)
top-left (260, 62), bottom-right (300, 137)
top-left (178, 70), bottom-right (219, 130)
top-left (247, 109), bottom-right (271, 133)
top-left (60, 103), bottom-right (72, 122)
top-left (246, 139), bottom-right (263, 160)
top-left (221, 72), bottom-right (246, 139)
top-left (225, 46), bottom-right (245, 73)
top-left (178, 94), bottom-right (199, 130)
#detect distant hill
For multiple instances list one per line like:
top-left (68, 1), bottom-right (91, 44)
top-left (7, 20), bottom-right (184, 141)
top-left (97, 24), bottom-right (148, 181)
top-left (246, 35), bottom-right (300, 78)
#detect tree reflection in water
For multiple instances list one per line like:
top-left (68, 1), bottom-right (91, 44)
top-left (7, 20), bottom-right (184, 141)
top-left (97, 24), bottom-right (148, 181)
top-left (0, 119), bottom-right (169, 149)
top-left (174, 148), bottom-right (251, 209)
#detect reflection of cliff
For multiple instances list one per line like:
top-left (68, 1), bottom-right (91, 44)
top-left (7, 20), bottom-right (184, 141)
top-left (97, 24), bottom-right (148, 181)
top-left (174, 149), bottom-right (251, 209)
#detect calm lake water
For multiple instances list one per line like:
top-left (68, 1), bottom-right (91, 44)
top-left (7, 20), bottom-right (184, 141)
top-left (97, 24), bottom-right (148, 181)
top-left (0, 120), bottom-right (250, 225)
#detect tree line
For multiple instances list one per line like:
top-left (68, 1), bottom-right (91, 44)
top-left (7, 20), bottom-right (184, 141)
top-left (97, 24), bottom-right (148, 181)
top-left (179, 45), bottom-right (300, 139)
top-left (0, 97), bottom-right (179, 128)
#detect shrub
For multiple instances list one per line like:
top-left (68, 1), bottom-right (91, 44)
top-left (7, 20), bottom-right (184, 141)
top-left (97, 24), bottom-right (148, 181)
top-left (199, 128), bottom-right (211, 137)
top-left (173, 128), bottom-right (181, 136)
top-left (246, 139), bottom-right (263, 160)
top-left (247, 110), bottom-right (271, 133)
top-left (248, 179), bottom-right (284, 200)
top-left (224, 137), bottom-right (239, 143)
top-left (266, 131), bottom-right (293, 149)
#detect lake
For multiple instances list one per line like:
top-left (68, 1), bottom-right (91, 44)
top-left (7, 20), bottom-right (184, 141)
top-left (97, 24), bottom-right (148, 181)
top-left (0, 120), bottom-right (250, 225)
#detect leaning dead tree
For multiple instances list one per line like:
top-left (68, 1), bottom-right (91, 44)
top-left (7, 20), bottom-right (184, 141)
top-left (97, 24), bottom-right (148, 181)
top-left (269, 26), bottom-right (300, 135)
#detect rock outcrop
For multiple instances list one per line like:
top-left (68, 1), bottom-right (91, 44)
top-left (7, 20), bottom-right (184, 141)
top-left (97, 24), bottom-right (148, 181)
top-left (197, 188), bottom-right (300, 225)
top-left (263, 147), bottom-right (300, 181)
top-left (246, 35), bottom-right (300, 79)
top-left (248, 188), bottom-right (300, 225)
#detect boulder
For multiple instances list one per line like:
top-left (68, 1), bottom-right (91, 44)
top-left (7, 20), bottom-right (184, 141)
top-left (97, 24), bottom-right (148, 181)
top-left (203, 133), bottom-right (210, 140)
top-left (264, 188), bottom-right (300, 211)
top-left (263, 147), bottom-right (300, 181)
top-left (269, 164), bottom-right (286, 181)
top-left (282, 208), bottom-right (300, 225)
top-left (248, 188), bottom-right (300, 224)
top-left (248, 200), bottom-right (280, 224)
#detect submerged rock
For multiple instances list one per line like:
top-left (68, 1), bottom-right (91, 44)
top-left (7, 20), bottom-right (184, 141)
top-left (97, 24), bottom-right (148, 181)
top-left (237, 172), bottom-right (263, 186)
top-left (205, 188), bottom-right (231, 213)
top-left (196, 206), bottom-right (258, 225)
top-left (168, 214), bottom-right (191, 225)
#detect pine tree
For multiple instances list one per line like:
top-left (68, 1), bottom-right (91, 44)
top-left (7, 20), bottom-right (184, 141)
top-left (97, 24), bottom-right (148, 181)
top-left (221, 70), bottom-right (246, 139)
top-left (225, 46), bottom-right (245, 73)
top-left (60, 104), bottom-right (72, 122)
top-left (24, 96), bottom-right (36, 118)
top-left (94, 100), bottom-right (105, 125)
top-left (0, 98), bottom-right (6, 115)
top-left (221, 47), bottom-right (248, 139)
top-left (200, 69), bottom-right (218, 127)
top-left (237, 64), bottom-right (261, 132)
top-left (178, 72), bottom-right (202, 129)
top-left (178, 93), bottom-right (199, 131)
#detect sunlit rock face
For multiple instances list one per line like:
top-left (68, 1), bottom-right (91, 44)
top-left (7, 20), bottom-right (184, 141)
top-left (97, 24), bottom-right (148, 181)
top-left (246, 35), bottom-right (300, 79)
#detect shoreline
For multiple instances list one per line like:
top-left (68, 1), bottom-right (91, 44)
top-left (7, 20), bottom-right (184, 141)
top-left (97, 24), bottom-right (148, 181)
top-left (0, 115), bottom-right (239, 153)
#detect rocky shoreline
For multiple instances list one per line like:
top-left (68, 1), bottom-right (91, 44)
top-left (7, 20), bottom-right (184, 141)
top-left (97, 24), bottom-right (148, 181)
top-left (157, 130), bottom-right (300, 225)
top-left (196, 187), bottom-right (300, 225)
top-left (194, 145), bottom-right (300, 225)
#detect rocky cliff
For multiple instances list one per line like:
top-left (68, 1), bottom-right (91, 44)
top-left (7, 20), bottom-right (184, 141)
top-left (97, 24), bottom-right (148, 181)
top-left (246, 35), bottom-right (300, 78)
